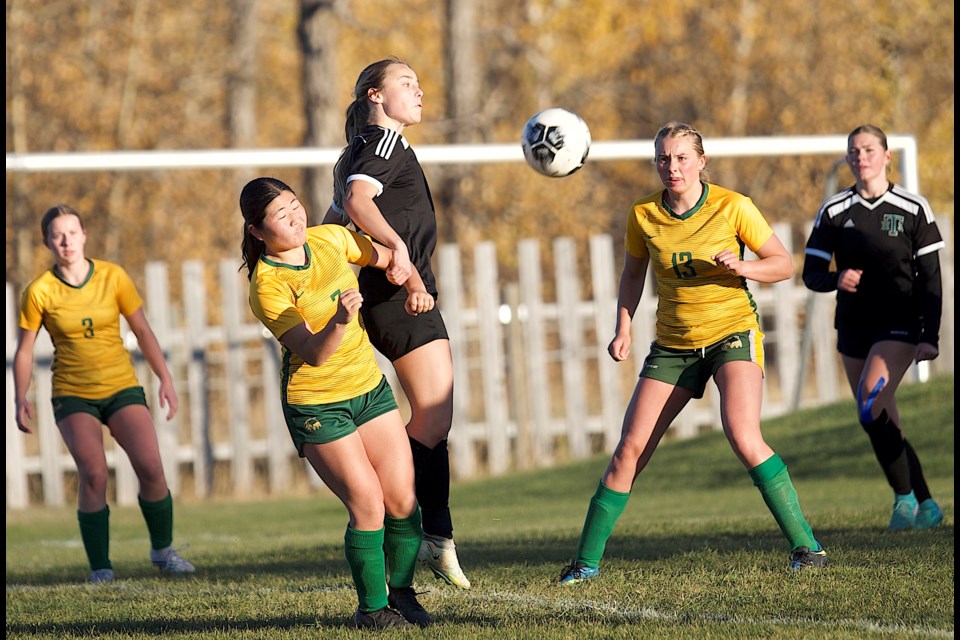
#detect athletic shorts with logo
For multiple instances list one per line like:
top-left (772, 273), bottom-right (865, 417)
top-left (640, 330), bottom-right (764, 399)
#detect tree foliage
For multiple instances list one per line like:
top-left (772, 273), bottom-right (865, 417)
top-left (5, 0), bottom-right (954, 291)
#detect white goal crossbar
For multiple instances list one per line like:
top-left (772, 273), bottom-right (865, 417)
top-left (5, 135), bottom-right (920, 194)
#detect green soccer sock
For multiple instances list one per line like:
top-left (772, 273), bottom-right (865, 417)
top-left (574, 482), bottom-right (631, 568)
top-left (344, 527), bottom-right (388, 612)
top-left (138, 491), bottom-right (174, 550)
top-left (383, 509), bottom-right (423, 589)
top-left (78, 506), bottom-right (112, 571)
top-left (749, 454), bottom-right (819, 551)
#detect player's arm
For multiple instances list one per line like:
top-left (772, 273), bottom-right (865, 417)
top-left (365, 238), bottom-right (433, 315)
top-left (13, 327), bottom-right (39, 434)
top-left (279, 289), bottom-right (363, 367)
top-left (916, 251), bottom-right (942, 359)
top-left (609, 252), bottom-right (649, 362)
top-left (715, 232), bottom-right (794, 283)
top-left (321, 202), bottom-right (348, 226)
top-left (126, 307), bottom-right (179, 421)
top-left (342, 180), bottom-right (412, 281)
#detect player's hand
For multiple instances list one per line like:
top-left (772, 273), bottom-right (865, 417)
top-left (404, 291), bottom-right (435, 316)
top-left (608, 332), bottom-right (631, 362)
top-left (915, 342), bottom-right (939, 363)
top-left (386, 247), bottom-right (412, 285)
top-left (15, 399), bottom-right (35, 434)
top-left (838, 268), bottom-right (863, 293)
top-left (158, 379), bottom-right (179, 421)
top-left (335, 288), bottom-right (364, 324)
top-left (712, 250), bottom-right (747, 276)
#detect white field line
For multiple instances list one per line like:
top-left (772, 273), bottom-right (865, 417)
top-left (452, 589), bottom-right (955, 638)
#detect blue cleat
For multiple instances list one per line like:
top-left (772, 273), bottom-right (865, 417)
top-left (915, 498), bottom-right (944, 530)
top-left (888, 491), bottom-right (918, 530)
top-left (558, 561), bottom-right (600, 586)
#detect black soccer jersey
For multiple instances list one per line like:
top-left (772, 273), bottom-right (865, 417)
top-left (345, 125), bottom-right (438, 304)
top-left (803, 183), bottom-right (944, 345)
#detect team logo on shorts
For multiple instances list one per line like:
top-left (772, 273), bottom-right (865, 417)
top-left (721, 336), bottom-right (743, 351)
top-left (304, 418), bottom-right (322, 432)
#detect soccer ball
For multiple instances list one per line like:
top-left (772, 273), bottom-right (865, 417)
top-left (521, 108), bottom-right (591, 178)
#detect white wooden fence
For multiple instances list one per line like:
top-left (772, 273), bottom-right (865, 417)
top-left (6, 221), bottom-right (954, 509)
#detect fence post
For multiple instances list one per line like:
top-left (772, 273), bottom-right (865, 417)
top-left (220, 259), bottom-right (254, 495)
top-left (554, 237), bottom-right (588, 459)
top-left (145, 261), bottom-right (180, 496)
top-left (35, 331), bottom-right (64, 506)
top-left (475, 242), bottom-right (509, 474)
top-left (518, 238), bottom-right (552, 467)
top-left (182, 260), bottom-right (212, 497)
top-left (590, 234), bottom-right (622, 451)
top-left (438, 244), bottom-right (474, 480)
top-left (6, 283), bottom-right (29, 508)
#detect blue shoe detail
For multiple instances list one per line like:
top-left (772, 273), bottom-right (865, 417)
top-left (888, 491), bottom-right (918, 530)
top-left (915, 498), bottom-right (944, 530)
top-left (558, 561), bottom-right (599, 585)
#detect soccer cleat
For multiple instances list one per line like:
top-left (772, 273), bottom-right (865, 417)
top-left (353, 606), bottom-right (412, 629)
top-left (888, 491), bottom-right (918, 530)
top-left (789, 546), bottom-right (828, 570)
top-left (88, 568), bottom-right (115, 584)
top-left (418, 533), bottom-right (471, 589)
top-left (558, 561), bottom-right (600, 585)
top-left (387, 586), bottom-right (433, 627)
top-left (915, 498), bottom-right (944, 529)
top-left (150, 546), bottom-right (196, 574)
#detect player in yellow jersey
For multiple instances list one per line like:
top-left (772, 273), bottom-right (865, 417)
top-left (13, 204), bottom-right (195, 584)
top-left (240, 177), bottom-right (434, 630)
top-left (558, 122), bottom-right (826, 586)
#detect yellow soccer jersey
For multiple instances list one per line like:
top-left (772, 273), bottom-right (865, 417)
top-left (249, 225), bottom-right (383, 406)
top-left (19, 259), bottom-right (143, 398)
top-left (625, 183), bottom-right (774, 349)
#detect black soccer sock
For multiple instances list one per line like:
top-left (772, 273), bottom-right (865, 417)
top-left (903, 439), bottom-right (932, 503)
top-left (411, 437), bottom-right (453, 539)
top-left (862, 410), bottom-right (912, 495)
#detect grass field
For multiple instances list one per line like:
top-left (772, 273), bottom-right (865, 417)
top-left (6, 375), bottom-right (954, 639)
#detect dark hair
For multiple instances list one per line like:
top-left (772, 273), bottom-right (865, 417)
top-left (654, 121), bottom-right (711, 183)
top-left (239, 177), bottom-right (295, 280)
top-left (40, 204), bottom-right (84, 244)
top-left (847, 124), bottom-right (888, 150)
top-left (332, 56), bottom-right (408, 212)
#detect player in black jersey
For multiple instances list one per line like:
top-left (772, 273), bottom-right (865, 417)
top-left (803, 124), bottom-right (945, 531)
top-left (323, 57), bottom-right (470, 589)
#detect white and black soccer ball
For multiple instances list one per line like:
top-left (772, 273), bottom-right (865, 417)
top-left (520, 108), bottom-right (591, 178)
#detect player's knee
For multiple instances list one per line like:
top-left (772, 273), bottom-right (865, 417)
top-left (856, 376), bottom-right (887, 426)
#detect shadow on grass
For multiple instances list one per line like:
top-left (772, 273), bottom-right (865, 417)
top-left (7, 523), bottom-right (952, 588)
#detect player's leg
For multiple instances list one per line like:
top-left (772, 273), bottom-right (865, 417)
top-left (107, 393), bottom-right (193, 573)
top-left (713, 334), bottom-right (823, 569)
top-left (393, 339), bottom-right (472, 589)
top-left (561, 363), bottom-right (692, 585)
top-left (359, 402), bottom-right (431, 627)
top-left (303, 432), bottom-right (397, 623)
top-left (846, 341), bottom-right (922, 529)
top-left (56, 403), bottom-right (112, 580)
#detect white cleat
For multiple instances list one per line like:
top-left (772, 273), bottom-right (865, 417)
top-left (418, 533), bottom-right (471, 589)
top-left (150, 546), bottom-right (196, 574)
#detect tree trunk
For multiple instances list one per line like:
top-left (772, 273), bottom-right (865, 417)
top-left (298, 0), bottom-right (340, 223)
top-left (436, 0), bottom-right (481, 243)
